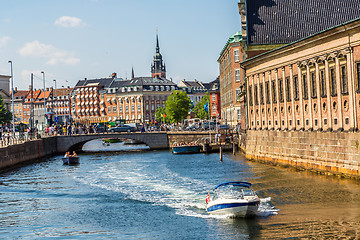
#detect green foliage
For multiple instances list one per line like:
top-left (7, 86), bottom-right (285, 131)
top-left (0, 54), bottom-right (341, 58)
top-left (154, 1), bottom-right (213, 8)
top-left (193, 92), bottom-right (210, 120)
top-left (0, 94), bottom-right (12, 125)
top-left (155, 107), bottom-right (167, 123)
top-left (165, 90), bottom-right (191, 123)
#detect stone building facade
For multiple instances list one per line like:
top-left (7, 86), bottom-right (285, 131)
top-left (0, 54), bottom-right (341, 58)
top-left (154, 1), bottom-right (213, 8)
top-left (242, 18), bottom-right (360, 132)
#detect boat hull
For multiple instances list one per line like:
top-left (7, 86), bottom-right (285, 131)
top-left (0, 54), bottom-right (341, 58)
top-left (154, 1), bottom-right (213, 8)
top-left (207, 199), bottom-right (260, 217)
top-left (172, 145), bottom-right (201, 154)
top-left (62, 157), bottom-right (80, 165)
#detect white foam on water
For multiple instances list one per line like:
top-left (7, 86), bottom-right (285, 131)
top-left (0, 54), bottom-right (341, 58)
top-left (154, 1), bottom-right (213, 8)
top-left (256, 197), bottom-right (279, 217)
top-left (73, 162), bottom-right (278, 219)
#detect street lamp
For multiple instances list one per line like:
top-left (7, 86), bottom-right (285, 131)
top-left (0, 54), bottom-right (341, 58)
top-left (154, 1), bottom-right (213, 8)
top-left (8, 61), bottom-right (15, 136)
top-left (62, 85), bottom-right (65, 124)
top-left (53, 79), bottom-right (57, 120)
top-left (41, 71), bottom-right (46, 128)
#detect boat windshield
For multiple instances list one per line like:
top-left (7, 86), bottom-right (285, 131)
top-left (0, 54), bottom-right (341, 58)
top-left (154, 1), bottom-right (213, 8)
top-left (213, 185), bottom-right (245, 200)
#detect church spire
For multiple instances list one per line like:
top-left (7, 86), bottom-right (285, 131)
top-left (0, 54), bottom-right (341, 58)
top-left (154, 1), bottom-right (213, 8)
top-left (151, 31), bottom-right (166, 78)
top-left (156, 33), bottom-right (160, 53)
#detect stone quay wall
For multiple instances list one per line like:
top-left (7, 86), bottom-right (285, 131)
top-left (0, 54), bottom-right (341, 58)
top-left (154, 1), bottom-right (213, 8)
top-left (0, 137), bottom-right (58, 171)
top-left (167, 132), bottom-right (212, 147)
top-left (245, 130), bottom-right (360, 178)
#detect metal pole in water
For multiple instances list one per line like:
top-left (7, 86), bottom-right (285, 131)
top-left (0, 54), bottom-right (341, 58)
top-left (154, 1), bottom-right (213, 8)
top-left (233, 141), bottom-right (236, 155)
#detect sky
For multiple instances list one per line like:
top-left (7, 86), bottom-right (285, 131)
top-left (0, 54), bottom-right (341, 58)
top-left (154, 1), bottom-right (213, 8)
top-left (0, 0), bottom-right (240, 90)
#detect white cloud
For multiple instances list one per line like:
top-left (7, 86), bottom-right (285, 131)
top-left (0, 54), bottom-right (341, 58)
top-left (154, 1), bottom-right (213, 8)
top-left (0, 36), bottom-right (11, 48)
top-left (54, 16), bottom-right (85, 28)
top-left (18, 40), bottom-right (80, 65)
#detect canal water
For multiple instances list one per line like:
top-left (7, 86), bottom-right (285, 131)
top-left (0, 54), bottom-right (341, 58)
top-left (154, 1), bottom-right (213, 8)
top-left (0, 140), bottom-right (359, 239)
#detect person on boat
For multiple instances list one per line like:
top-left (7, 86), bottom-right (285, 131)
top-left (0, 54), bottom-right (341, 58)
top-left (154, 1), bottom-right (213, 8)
top-left (72, 151), bottom-right (77, 157)
top-left (64, 152), bottom-right (70, 158)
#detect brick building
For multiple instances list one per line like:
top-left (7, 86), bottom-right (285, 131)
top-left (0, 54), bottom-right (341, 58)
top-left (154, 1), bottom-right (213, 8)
top-left (218, 31), bottom-right (244, 127)
top-left (208, 77), bottom-right (221, 120)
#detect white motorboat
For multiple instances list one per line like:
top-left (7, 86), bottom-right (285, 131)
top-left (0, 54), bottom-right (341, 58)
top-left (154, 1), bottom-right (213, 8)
top-left (206, 181), bottom-right (260, 217)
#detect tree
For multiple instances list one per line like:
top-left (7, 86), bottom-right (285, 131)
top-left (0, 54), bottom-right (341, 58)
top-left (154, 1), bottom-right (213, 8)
top-left (165, 90), bottom-right (191, 123)
top-left (193, 92), bottom-right (210, 120)
top-left (0, 94), bottom-right (12, 125)
top-left (155, 107), bottom-right (167, 123)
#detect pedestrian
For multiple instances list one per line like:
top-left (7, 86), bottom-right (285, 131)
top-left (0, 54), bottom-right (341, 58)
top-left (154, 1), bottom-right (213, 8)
top-left (5, 131), bottom-right (10, 145)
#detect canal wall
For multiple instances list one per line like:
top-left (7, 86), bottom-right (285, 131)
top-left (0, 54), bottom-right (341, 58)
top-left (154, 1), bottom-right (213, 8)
top-left (244, 130), bottom-right (360, 178)
top-left (0, 137), bottom-right (58, 171)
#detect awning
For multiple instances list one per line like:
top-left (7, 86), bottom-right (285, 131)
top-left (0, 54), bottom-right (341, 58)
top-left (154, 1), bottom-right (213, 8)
top-left (100, 107), bottom-right (104, 111)
top-left (77, 102), bottom-right (81, 105)
top-left (77, 109), bottom-right (81, 112)
top-left (89, 101), bottom-right (93, 105)
top-left (112, 98), bottom-right (116, 102)
top-left (81, 109), bottom-right (85, 112)
top-left (85, 109), bottom-right (89, 112)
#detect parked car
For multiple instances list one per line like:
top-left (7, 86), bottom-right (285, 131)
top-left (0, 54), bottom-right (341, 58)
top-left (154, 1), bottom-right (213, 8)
top-left (202, 122), bottom-right (219, 130)
top-left (110, 125), bottom-right (135, 133)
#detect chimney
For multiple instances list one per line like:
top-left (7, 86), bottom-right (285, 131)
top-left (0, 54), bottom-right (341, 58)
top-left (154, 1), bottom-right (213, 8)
top-left (29, 85), bottom-right (32, 90)
top-left (46, 87), bottom-right (49, 91)
top-left (170, 77), bottom-right (173, 82)
top-left (15, 87), bottom-right (17, 92)
top-left (112, 72), bottom-right (117, 79)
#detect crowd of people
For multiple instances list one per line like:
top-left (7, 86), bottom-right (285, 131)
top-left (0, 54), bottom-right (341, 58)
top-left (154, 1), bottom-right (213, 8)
top-left (172, 141), bottom-right (200, 147)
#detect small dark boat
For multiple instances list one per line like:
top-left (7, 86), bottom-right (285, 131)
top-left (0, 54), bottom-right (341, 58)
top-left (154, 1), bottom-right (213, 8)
top-left (172, 145), bottom-right (202, 154)
top-left (62, 156), bottom-right (80, 165)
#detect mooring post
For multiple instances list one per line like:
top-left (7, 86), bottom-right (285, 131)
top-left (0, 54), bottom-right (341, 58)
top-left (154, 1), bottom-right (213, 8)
top-left (220, 146), bottom-right (223, 161)
top-left (232, 141), bottom-right (236, 155)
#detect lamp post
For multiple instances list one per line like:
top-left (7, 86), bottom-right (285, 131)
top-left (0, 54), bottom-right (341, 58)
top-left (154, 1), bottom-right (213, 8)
top-left (8, 61), bottom-right (15, 136)
top-left (41, 71), bottom-right (46, 128)
top-left (62, 85), bottom-right (65, 124)
top-left (53, 79), bottom-right (57, 120)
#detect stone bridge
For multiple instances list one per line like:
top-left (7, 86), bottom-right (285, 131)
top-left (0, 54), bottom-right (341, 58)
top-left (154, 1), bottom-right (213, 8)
top-left (56, 132), bottom-right (211, 153)
top-left (0, 132), bottom-right (212, 170)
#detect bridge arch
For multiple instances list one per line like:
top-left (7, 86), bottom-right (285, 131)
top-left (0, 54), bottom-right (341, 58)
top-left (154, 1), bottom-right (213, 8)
top-left (56, 133), bottom-right (170, 153)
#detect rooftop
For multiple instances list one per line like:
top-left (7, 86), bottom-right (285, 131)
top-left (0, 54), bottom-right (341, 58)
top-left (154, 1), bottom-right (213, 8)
top-left (245, 0), bottom-right (360, 45)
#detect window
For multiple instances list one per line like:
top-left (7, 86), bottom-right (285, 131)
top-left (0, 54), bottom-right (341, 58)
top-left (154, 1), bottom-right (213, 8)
top-left (272, 80), bottom-right (277, 103)
top-left (138, 105), bottom-right (141, 111)
top-left (237, 109), bottom-right (241, 120)
top-left (293, 75), bottom-right (299, 100)
top-left (235, 69), bottom-right (240, 82)
top-left (234, 49), bottom-right (239, 62)
top-left (340, 65), bottom-right (348, 94)
top-left (357, 63), bottom-right (360, 92)
top-left (330, 68), bottom-right (336, 96)
top-left (320, 70), bottom-right (326, 97)
top-left (286, 77), bottom-right (291, 102)
top-left (126, 105), bottom-right (129, 112)
top-left (113, 106), bottom-right (116, 112)
top-left (254, 84), bottom-right (259, 105)
top-left (248, 85), bottom-right (253, 106)
top-left (236, 89), bottom-right (241, 101)
top-left (311, 72), bottom-right (317, 98)
top-left (212, 94), bottom-right (216, 102)
top-left (302, 74), bottom-right (308, 99)
top-left (120, 106), bottom-right (123, 112)
top-left (108, 106), bottom-right (111, 113)
top-left (132, 105), bottom-right (135, 112)
top-left (278, 79), bottom-right (284, 102)
top-left (265, 81), bottom-right (270, 104)
top-left (260, 83), bottom-right (264, 105)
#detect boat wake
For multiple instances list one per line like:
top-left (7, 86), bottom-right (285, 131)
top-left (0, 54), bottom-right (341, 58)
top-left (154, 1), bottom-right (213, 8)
top-left (73, 160), bottom-right (278, 219)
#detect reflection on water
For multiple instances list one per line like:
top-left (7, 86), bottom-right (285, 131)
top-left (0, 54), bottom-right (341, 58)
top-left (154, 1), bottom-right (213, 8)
top-left (82, 139), bottom-right (150, 152)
